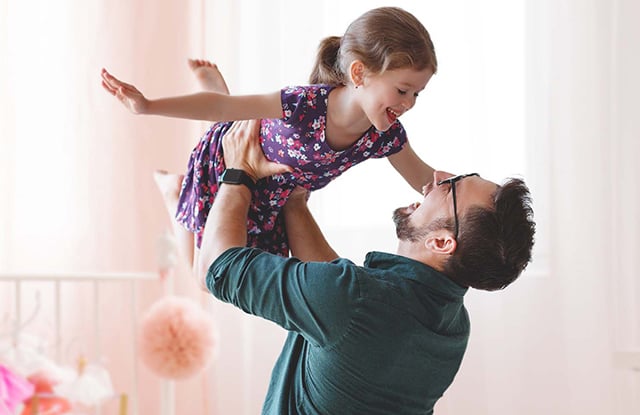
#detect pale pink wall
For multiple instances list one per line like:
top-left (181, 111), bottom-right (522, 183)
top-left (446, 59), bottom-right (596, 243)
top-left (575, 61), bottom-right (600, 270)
top-left (1, 0), bottom-right (221, 414)
top-left (2, 2), bottom-right (202, 270)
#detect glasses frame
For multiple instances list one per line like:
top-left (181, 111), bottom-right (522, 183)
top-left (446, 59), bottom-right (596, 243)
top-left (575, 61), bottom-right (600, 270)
top-left (436, 173), bottom-right (480, 239)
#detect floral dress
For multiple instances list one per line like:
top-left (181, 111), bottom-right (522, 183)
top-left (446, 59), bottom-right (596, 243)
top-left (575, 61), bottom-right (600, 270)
top-left (176, 84), bottom-right (408, 256)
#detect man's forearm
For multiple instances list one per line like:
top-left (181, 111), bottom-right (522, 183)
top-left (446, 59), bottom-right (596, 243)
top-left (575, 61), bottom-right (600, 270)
top-left (196, 184), bottom-right (251, 290)
top-left (284, 200), bottom-right (338, 262)
top-left (197, 118), bottom-right (293, 290)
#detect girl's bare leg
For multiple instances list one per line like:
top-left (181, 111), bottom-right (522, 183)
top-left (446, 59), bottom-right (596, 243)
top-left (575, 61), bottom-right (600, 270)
top-left (153, 170), bottom-right (197, 273)
top-left (154, 61), bottom-right (231, 273)
top-left (188, 59), bottom-right (230, 94)
top-left (185, 59), bottom-right (231, 269)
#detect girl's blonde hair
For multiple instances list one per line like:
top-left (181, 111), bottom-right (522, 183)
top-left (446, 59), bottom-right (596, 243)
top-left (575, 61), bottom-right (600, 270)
top-left (309, 7), bottom-right (437, 85)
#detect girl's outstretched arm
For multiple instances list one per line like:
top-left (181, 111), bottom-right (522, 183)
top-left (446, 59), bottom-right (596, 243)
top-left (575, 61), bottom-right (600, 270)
top-left (101, 68), bottom-right (282, 122)
top-left (387, 142), bottom-right (435, 193)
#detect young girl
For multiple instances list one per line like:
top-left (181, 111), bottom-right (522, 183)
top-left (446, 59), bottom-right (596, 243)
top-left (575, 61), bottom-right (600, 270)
top-left (101, 6), bottom-right (438, 265)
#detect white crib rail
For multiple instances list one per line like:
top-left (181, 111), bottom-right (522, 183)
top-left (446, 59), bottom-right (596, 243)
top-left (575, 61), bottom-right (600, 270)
top-left (0, 271), bottom-right (157, 415)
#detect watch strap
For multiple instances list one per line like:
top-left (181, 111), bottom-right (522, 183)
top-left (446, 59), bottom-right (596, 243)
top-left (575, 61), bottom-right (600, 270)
top-left (219, 168), bottom-right (256, 190)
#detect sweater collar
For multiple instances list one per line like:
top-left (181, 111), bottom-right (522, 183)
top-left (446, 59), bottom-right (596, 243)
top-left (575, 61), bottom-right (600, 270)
top-left (364, 251), bottom-right (468, 299)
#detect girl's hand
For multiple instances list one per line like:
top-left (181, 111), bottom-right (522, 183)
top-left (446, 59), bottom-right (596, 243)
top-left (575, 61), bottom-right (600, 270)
top-left (100, 68), bottom-right (149, 114)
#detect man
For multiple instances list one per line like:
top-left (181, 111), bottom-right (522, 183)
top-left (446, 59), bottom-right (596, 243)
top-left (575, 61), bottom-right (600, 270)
top-left (196, 120), bottom-right (535, 414)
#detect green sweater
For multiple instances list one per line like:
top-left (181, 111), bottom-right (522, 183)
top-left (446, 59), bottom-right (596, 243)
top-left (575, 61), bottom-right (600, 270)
top-left (208, 248), bottom-right (470, 415)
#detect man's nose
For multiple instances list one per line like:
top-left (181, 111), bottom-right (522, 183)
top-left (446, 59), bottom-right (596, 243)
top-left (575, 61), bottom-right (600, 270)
top-left (434, 170), bottom-right (454, 182)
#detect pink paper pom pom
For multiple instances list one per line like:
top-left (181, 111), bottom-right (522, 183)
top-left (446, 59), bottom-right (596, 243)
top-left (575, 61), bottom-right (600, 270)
top-left (139, 296), bottom-right (216, 380)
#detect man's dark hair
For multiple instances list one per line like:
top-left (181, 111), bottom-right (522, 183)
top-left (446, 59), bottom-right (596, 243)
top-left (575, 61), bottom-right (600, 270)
top-left (442, 178), bottom-right (535, 291)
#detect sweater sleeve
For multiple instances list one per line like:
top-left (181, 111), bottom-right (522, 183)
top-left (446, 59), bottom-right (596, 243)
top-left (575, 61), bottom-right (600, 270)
top-left (207, 247), bottom-right (360, 347)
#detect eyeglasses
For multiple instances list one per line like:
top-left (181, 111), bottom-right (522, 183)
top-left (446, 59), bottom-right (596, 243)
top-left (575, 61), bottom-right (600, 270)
top-left (436, 173), bottom-right (480, 239)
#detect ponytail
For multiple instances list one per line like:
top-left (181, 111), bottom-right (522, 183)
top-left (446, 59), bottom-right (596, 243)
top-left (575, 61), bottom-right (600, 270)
top-left (309, 36), bottom-right (343, 85)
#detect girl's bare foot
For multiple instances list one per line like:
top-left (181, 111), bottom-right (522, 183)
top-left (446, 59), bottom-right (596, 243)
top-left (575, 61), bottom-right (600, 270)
top-left (153, 169), bottom-right (184, 210)
top-left (188, 59), bottom-right (230, 94)
top-left (154, 169), bottom-right (196, 273)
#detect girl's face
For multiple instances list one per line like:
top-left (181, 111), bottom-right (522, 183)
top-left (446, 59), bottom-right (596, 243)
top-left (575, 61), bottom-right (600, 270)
top-left (359, 66), bottom-right (433, 131)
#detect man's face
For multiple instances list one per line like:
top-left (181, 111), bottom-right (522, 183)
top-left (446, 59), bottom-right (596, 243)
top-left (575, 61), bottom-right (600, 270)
top-left (393, 171), bottom-right (498, 241)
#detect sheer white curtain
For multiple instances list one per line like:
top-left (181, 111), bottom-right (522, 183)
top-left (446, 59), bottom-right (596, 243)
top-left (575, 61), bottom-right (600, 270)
top-left (611, 2), bottom-right (640, 412)
top-left (0, 0), bottom-right (203, 271)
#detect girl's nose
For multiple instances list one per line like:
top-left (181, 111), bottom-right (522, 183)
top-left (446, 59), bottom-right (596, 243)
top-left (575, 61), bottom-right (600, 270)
top-left (403, 96), bottom-right (416, 111)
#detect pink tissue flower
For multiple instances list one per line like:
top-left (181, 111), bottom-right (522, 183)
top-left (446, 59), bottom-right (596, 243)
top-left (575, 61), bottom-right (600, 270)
top-left (0, 364), bottom-right (35, 414)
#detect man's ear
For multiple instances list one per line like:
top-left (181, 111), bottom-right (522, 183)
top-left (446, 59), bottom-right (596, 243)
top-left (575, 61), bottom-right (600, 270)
top-left (349, 60), bottom-right (365, 87)
top-left (425, 231), bottom-right (457, 256)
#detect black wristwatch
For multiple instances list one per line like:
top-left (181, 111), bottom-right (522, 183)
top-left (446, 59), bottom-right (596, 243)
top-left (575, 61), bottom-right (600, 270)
top-left (219, 168), bottom-right (256, 190)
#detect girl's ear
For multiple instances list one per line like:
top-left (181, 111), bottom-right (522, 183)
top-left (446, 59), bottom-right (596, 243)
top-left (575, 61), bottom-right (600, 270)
top-left (425, 231), bottom-right (457, 256)
top-left (349, 60), bottom-right (365, 87)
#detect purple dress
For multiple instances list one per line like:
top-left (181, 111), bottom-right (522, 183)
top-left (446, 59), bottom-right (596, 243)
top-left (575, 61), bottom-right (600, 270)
top-left (176, 85), bottom-right (408, 256)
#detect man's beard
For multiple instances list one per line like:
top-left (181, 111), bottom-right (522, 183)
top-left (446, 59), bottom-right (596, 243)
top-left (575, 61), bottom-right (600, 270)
top-left (393, 207), bottom-right (428, 242)
top-left (393, 208), bottom-right (450, 242)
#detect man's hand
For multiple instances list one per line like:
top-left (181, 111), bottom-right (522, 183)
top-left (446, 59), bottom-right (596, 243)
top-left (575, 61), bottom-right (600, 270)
top-left (222, 119), bottom-right (293, 181)
top-left (283, 186), bottom-right (310, 212)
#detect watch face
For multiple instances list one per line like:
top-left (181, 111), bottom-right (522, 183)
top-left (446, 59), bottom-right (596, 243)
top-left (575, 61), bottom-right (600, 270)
top-left (222, 169), bottom-right (244, 183)
top-left (220, 169), bottom-right (255, 189)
